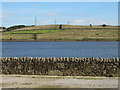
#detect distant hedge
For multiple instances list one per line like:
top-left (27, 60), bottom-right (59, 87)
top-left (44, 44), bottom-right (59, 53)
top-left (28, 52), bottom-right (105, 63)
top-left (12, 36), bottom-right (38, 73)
top-left (6, 25), bottom-right (26, 31)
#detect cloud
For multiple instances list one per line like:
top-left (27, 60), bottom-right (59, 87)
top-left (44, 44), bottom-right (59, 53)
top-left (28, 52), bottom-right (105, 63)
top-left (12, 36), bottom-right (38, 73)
top-left (35, 18), bottom-right (117, 25)
top-left (70, 18), bottom-right (117, 25)
top-left (2, 2), bottom-right (117, 27)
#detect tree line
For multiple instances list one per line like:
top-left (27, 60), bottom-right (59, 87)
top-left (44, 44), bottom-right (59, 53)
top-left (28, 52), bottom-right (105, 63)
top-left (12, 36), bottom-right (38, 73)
top-left (0, 25), bottom-right (35, 32)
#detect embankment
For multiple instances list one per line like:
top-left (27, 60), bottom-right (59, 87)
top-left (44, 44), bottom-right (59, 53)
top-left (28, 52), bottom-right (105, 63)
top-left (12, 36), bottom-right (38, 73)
top-left (1, 57), bottom-right (120, 76)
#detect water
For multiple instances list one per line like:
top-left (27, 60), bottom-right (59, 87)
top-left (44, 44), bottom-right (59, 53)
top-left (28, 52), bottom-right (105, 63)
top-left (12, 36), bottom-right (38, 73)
top-left (2, 41), bottom-right (118, 58)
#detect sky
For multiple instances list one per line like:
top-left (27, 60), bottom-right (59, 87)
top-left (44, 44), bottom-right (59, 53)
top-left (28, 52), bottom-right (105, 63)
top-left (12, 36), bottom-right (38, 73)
top-left (1, 2), bottom-right (118, 27)
top-left (1, 0), bottom-right (120, 2)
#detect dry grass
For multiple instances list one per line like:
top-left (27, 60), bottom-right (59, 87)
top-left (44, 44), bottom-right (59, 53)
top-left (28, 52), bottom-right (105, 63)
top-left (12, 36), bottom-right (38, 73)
top-left (6, 25), bottom-right (118, 31)
top-left (1, 25), bottom-right (119, 41)
top-left (37, 29), bottom-right (118, 41)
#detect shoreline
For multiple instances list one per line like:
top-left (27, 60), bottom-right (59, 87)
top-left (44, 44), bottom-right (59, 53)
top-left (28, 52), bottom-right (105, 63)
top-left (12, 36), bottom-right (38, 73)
top-left (1, 40), bottom-right (119, 42)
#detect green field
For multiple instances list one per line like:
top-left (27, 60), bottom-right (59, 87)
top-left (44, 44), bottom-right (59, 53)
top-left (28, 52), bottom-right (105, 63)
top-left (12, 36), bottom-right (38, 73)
top-left (1, 25), bottom-right (119, 41)
top-left (11, 30), bottom-right (60, 34)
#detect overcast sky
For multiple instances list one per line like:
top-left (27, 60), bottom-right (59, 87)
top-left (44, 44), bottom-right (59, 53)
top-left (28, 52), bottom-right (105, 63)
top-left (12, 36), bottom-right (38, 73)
top-left (2, 2), bottom-right (118, 27)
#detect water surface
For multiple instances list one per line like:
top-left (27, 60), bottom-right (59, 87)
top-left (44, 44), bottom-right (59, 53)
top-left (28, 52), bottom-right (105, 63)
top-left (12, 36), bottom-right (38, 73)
top-left (2, 41), bottom-right (118, 58)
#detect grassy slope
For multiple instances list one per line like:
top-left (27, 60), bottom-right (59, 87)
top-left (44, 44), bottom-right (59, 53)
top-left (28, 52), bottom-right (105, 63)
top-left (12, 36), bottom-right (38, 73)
top-left (1, 25), bottom-right (119, 41)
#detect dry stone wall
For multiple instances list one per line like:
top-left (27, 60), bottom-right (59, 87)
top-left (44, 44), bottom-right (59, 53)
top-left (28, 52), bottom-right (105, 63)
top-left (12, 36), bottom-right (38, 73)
top-left (1, 57), bottom-right (120, 76)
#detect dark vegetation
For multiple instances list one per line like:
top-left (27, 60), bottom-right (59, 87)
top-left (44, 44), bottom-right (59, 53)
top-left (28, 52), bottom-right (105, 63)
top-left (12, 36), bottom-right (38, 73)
top-left (102, 24), bottom-right (107, 27)
top-left (2, 25), bottom-right (36, 32)
top-left (0, 26), bottom-right (6, 29)
top-left (6, 25), bottom-right (26, 31)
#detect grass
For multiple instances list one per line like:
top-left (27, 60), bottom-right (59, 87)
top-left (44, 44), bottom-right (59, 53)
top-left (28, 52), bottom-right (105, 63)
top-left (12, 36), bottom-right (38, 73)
top-left (11, 25), bottom-right (118, 32)
top-left (1, 25), bottom-right (119, 41)
top-left (11, 30), bottom-right (61, 34)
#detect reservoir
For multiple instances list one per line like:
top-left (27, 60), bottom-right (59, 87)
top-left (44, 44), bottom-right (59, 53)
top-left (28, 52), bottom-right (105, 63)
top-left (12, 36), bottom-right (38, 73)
top-left (2, 41), bottom-right (118, 58)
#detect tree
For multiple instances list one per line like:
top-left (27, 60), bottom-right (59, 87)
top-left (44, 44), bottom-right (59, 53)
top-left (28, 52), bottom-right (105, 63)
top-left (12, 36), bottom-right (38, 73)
top-left (6, 25), bottom-right (26, 31)
top-left (89, 24), bottom-right (92, 27)
top-left (0, 27), bottom-right (6, 32)
top-left (3, 27), bottom-right (6, 29)
top-left (102, 24), bottom-right (106, 27)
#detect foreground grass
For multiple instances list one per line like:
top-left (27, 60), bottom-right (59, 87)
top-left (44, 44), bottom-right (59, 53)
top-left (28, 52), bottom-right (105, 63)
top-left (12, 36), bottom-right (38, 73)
top-left (1, 29), bottom-right (119, 41)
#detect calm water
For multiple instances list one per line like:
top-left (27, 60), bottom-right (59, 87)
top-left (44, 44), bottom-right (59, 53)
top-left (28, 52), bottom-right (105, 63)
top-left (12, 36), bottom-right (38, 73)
top-left (2, 41), bottom-right (118, 58)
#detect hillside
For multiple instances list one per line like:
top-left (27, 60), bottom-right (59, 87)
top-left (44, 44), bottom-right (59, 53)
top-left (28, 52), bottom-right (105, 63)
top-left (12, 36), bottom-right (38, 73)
top-left (1, 25), bottom-right (119, 41)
